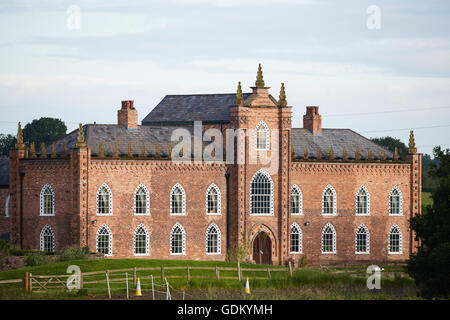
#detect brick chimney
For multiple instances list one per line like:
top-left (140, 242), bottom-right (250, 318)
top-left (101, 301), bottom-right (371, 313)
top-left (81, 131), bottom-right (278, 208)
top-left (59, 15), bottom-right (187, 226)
top-left (303, 106), bottom-right (322, 134)
top-left (118, 100), bottom-right (138, 129)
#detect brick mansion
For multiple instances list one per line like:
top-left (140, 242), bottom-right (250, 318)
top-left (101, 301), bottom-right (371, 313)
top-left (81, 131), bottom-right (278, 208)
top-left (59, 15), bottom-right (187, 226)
top-left (1, 65), bottom-right (422, 265)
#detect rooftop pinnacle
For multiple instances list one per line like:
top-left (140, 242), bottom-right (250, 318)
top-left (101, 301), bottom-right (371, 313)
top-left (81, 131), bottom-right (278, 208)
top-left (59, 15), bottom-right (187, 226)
top-left (235, 81), bottom-right (243, 106)
top-left (255, 63), bottom-right (265, 87)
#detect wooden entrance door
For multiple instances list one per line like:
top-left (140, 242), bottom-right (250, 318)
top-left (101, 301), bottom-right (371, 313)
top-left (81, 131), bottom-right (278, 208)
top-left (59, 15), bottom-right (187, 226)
top-left (253, 232), bottom-right (272, 265)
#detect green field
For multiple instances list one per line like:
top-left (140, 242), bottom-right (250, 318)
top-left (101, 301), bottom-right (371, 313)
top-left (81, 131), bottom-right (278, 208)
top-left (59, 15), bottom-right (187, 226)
top-left (0, 258), bottom-right (419, 300)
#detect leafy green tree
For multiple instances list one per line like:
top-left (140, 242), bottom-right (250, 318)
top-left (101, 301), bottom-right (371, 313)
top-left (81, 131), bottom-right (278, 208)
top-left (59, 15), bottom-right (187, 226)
top-left (0, 134), bottom-right (16, 157)
top-left (370, 136), bottom-right (408, 160)
top-left (22, 118), bottom-right (67, 146)
top-left (407, 146), bottom-right (450, 299)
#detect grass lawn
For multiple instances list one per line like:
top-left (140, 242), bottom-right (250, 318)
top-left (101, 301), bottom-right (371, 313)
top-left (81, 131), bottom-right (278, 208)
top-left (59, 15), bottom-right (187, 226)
top-left (0, 258), bottom-right (419, 300)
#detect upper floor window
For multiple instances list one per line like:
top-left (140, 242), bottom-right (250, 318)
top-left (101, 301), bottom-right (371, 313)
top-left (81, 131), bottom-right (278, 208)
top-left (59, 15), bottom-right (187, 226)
top-left (206, 223), bottom-right (221, 254)
top-left (134, 184), bottom-right (150, 215)
top-left (250, 169), bottom-right (274, 215)
top-left (291, 185), bottom-right (302, 215)
top-left (388, 225), bottom-right (402, 254)
top-left (170, 223), bottom-right (186, 255)
top-left (255, 120), bottom-right (270, 151)
top-left (96, 224), bottom-right (112, 256)
top-left (134, 224), bottom-right (149, 256)
top-left (356, 186), bottom-right (370, 216)
top-left (40, 224), bottom-right (55, 253)
top-left (290, 223), bottom-right (302, 254)
top-left (355, 224), bottom-right (370, 254)
top-left (170, 183), bottom-right (186, 215)
top-left (40, 184), bottom-right (54, 216)
top-left (389, 187), bottom-right (402, 215)
top-left (206, 184), bottom-right (221, 215)
top-left (97, 183), bottom-right (112, 215)
top-left (322, 185), bottom-right (337, 215)
top-left (5, 194), bottom-right (9, 217)
top-left (322, 223), bottom-right (336, 254)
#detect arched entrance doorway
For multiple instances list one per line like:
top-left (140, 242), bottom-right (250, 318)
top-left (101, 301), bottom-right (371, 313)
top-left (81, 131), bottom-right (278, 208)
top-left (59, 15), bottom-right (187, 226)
top-left (252, 232), bottom-right (272, 265)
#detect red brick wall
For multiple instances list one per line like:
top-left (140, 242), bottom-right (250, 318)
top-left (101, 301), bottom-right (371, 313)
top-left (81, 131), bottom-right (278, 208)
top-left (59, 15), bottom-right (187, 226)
top-left (0, 188), bottom-right (10, 240)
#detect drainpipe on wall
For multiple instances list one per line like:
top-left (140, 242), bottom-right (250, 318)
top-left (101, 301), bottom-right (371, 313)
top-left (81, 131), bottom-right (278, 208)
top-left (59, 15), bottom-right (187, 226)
top-left (19, 172), bottom-right (24, 249)
top-left (225, 172), bottom-right (230, 252)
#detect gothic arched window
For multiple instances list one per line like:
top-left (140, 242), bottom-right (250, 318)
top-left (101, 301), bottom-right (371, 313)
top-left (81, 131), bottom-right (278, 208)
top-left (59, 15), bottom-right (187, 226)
top-left (250, 170), bottom-right (274, 215)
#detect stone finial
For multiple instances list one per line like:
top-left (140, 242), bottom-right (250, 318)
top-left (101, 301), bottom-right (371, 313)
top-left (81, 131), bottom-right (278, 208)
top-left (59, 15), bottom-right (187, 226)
top-left (342, 146), bottom-right (347, 161)
top-left (235, 81), bottom-right (244, 106)
top-left (368, 148), bottom-right (373, 161)
top-left (61, 143), bottom-right (67, 157)
top-left (128, 143), bottom-right (132, 158)
top-left (40, 143), bottom-right (47, 159)
top-left (393, 147), bottom-right (399, 161)
top-left (329, 146), bottom-right (334, 160)
top-left (113, 143), bottom-right (118, 158)
top-left (355, 148), bottom-right (360, 161)
top-left (381, 148), bottom-right (386, 161)
top-left (15, 122), bottom-right (25, 150)
top-left (75, 124), bottom-right (86, 148)
top-left (51, 143), bottom-right (57, 158)
top-left (317, 146), bottom-right (322, 160)
top-left (30, 142), bottom-right (37, 158)
top-left (98, 144), bottom-right (105, 157)
top-left (155, 144), bottom-right (160, 158)
top-left (255, 63), bottom-right (265, 87)
top-left (304, 145), bottom-right (309, 160)
top-left (169, 143), bottom-right (173, 160)
top-left (140, 143), bottom-right (146, 158)
top-left (408, 130), bottom-right (417, 154)
top-left (278, 83), bottom-right (287, 107)
top-left (291, 144), bottom-right (295, 159)
top-left (24, 147), bottom-right (29, 158)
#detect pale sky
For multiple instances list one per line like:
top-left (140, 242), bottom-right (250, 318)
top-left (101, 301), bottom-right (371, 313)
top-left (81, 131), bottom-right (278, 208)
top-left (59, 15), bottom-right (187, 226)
top-left (1, 0), bottom-right (449, 155)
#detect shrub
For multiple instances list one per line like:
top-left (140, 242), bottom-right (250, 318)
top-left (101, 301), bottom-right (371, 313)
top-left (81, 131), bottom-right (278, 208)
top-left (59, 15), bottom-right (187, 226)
top-left (1, 256), bottom-right (20, 271)
top-left (0, 240), bottom-right (10, 255)
top-left (58, 247), bottom-right (89, 262)
top-left (25, 252), bottom-right (49, 266)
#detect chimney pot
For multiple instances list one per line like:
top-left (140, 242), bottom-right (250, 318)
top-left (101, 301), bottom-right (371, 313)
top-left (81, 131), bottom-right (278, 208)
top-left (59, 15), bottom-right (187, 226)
top-left (118, 100), bottom-right (138, 128)
top-left (303, 106), bottom-right (322, 134)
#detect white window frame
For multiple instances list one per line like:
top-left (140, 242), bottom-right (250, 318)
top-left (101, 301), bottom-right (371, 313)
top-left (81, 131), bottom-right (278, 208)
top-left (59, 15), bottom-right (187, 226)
top-left (322, 185), bottom-right (337, 216)
top-left (290, 184), bottom-right (303, 216)
top-left (249, 169), bottom-right (274, 216)
top-left (206, 183), bottom-right (221, 215)
top-left (40, 184), bottom-right (55, 216)
top-left (388, 224), bottom-right (402, 254)
top-left (96, 224), bottom-right (113, 257)
top-left (388, 186), bottom-right (403, 216)
top-left (133, 224), bottom-right (150, 256)
top-left (40, 224), bottom-right (55, 253)
top-left (321, 223), bottom-right (336, 254)
top-left (290, 223), bottom-right (303, 254)
top-left (205, 223), bottom-right (221, 255)
top-left (134, 184), bottom-right (150, 216)
top-left (355, 186), bottom-right (370, 216)
top-left (170, 183), bottom-right (186, 216)
top-left (5, 194), bottom-right (9, 217)
top-left (254, 120), bottom-right (270, 151)
top-left (170, 223), bottom-right (186, 255)
top-left (355, 224), bottom-right (370, 254)
top-left (96, 183), bottom-right (113, 216)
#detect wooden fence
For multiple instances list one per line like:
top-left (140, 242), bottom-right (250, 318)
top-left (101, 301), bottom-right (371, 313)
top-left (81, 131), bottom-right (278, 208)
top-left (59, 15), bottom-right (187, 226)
top-left (15, 261), bottom-right (294, 293)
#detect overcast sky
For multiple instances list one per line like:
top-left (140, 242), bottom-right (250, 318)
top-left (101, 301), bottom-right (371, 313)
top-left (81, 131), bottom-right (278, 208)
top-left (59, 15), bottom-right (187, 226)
top-left (0, 0), bottom-right (449, 155)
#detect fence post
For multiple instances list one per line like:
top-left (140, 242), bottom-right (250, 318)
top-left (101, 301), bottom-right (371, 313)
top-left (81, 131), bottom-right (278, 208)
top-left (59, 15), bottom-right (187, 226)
top-left (106, 270), bottom-right (111, 299)
top-left (126, 272), bottom-right (129, 300)
top-left (161, 265), bottom-right (164, 281)
top-left (23, 272), bottom-right (29, 292)
top-left (29, 273), bottom-right (32, 292)
top-left (267, 268), bottom-right (271, 279)
top-left (237, 261), bottom-right (241, 281)
top-left (151, 275), bottom-right (155, 301)
top-left (187, 265), bottom-right (190, 281)
top-left (133, 267), bottom-right (137, 286)
top-left (79, 272), bottom-right (83, 289)
top-left (289, 261), bottom-right (293, 277)
top-left (216, 266), bottom-right (219, 280)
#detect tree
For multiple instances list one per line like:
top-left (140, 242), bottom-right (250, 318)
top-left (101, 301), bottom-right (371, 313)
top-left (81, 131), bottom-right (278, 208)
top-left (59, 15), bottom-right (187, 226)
top-left (22, 118), bottom-right (67, 146)
top-left (407, 146), bottom-right (450, 299)
top-left (0, 134), bottom-right (16, 157)
top-left (370, 136), bottom-right (408, 160)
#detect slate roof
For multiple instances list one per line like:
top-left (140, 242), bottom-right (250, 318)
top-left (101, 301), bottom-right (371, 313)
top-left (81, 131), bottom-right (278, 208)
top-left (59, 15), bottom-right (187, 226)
top-left (292, 128), bottom-right (393, 160)
top-left (142, 93), bottom-right (252, 125)
top-left (0, 158), bottom-right (9, 187)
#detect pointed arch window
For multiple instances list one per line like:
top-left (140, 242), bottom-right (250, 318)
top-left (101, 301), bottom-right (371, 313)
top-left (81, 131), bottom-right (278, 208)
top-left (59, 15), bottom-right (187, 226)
top-left (206, 223), bottom-right (221, 254)
top-left (355, 224), bottom-right (370, 254)
top-left (40, 184), bottom-right (55, 216)
top-left (356, 186), bottom-right (370, 216)
top-left (5, 194), bottom-right (9, 217)
top-left (97, 183), bottom-right (112, 216)
top-left (170, 183), bottom-right (186, 215)
top-left (322, 185), bottom-right (337, 215)
top-left (291, 185), bottom-right (302, 215)
top-left (290, 223), bottom-right (302, 254)
top-left (250, 169), bottom-right (274, 216)
top-left (170, 223), bottom-right (186, 255)
top-left (322, 223), bottom-right (336, 254)
top-left (388, 225), bottom-right (402, 254)
top-left (40, 224), bottom-right (55, 253)
top-left (134, 184), bottom-right (150, 215)
top-left (134, 224), bottom-right (149, 256)
top-left (206, 184), bottom-right (221, 215)
top-left (389, 187), bottom-right (402, 216)
top-left (255, 120), bottom-right (270, 151)
top-left (96, 224), bottom-right (112, 256)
